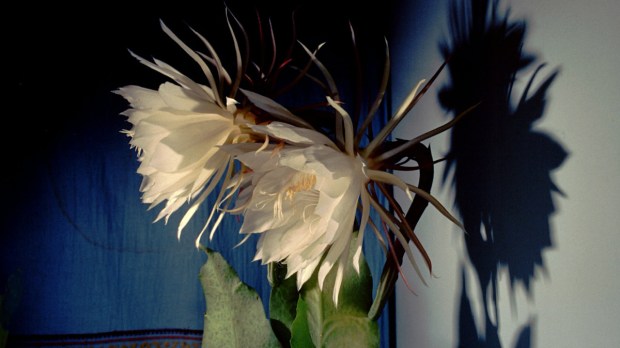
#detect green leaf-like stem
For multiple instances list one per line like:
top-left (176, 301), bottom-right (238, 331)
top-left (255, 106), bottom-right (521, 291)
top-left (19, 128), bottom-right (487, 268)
top-left (290, 234), bottom-right (379, 347)
top-left (199, 248), bottom-right (280, 348)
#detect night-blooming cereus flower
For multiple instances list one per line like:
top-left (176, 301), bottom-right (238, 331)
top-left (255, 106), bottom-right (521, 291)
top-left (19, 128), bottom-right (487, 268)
top-left (116, 21), bottom-right (255, 245)
top-left (227, 120), bottom-right (414, 305)
top-left (229, 123), bottom-right (367, 305)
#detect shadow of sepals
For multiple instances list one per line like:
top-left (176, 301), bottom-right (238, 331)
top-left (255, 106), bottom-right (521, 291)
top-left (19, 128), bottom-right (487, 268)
top-left (438, 0), bottom-right (568, 346)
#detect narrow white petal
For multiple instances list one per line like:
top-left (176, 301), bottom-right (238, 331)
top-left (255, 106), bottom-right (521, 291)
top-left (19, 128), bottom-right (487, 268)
top-left (367, 169), bottom-right (413, 200)
top-left (114, 85), bottom-right (165, 109)
top-left (250, 122), bottom-right (334, 147)
top-left (295, 258), bottom-right (322, 290)
top-left (240, 89), bottom-right (313, 128)
top-left (128, 51), bottom-right (214, 102)
top-left (363, 79), bottom-right (425, 157)
top-left (353, 188), bottom-right (371, 273)
top-left (326, 96), bottom-right (354, 156)
top-left (158, 82), bottom-right (232, 115)
top-left (160, 20), bottom-right (223, 106)
top-left (317, 213), bottom-right (355, 290)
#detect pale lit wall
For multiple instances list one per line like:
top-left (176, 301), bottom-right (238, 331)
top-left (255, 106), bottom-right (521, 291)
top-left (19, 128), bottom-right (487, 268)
top-left (391, 0), bottom-right (620, 347)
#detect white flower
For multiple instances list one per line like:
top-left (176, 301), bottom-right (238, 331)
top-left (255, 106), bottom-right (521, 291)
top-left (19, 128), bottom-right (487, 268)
top-left (116, 21), bottom-right (255, 244)
top-left (118, 19), bottom-right (464, 304)
top-left (230, 129), bottom-right (368, 304)
top-left (228, 121), bottom-right (416, 304)
top-left (117, 82), bottom-right (241, 220)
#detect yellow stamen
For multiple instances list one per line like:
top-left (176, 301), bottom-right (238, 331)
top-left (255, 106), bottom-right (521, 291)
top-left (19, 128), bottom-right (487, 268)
top-left (285, 173), bottom-right (317, 200)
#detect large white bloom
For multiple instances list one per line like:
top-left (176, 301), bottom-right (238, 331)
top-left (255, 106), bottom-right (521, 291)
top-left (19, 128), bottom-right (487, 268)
top-left (117, 82), bottom-right (245, 227)
top-left (116, 21), bottom-right (255, 244)
top-left (228, 96), bottom-right (452, 303)
top-left (229, 122), bottom-right (389, 304)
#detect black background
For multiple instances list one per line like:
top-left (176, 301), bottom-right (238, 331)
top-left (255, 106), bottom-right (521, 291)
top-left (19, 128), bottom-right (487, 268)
top-left (4, 0), bottom-right (394, 213)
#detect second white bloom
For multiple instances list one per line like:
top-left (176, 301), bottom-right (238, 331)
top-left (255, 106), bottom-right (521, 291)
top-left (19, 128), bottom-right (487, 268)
top-left (231, 123), bottom-right (370, 304)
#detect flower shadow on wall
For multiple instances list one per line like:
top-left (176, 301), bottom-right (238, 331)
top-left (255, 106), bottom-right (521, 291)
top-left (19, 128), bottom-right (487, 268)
top-left (438, 0), bottom-right (568, 347)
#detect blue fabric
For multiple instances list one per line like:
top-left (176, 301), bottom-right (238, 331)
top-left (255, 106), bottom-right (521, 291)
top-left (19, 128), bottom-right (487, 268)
top-left (1, 91), bottom-right (276, 333)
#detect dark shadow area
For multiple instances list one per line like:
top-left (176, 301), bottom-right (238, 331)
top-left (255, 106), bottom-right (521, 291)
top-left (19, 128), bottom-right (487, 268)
top-left (438, 1), bottom-right (568, 347)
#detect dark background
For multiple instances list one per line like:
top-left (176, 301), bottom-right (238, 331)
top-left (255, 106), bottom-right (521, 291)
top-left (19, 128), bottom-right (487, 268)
top-left (5, 0), bottom-right (394, 195)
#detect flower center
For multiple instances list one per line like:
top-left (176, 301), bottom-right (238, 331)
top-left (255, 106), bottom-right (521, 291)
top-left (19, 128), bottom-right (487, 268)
top-left (285, 172), bottom-right (317, 200)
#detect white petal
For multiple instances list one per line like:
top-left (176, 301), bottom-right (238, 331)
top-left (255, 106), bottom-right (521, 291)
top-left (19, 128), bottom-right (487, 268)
top-left (149, 120), bottom-right (232, 171)
top-left (251, 122), bottom-right (335, 147)
top-left (234, 149), bottom-right (280, 173)
top-left (115, 85), bottom-right (165, 109)
top-left (158, 82), bottom-right (233, 114)
top-left (317, 210), bottom-right (355, 287)
top-left (295, 258), bottom-right (322, 289)
top-left (240, 89), bottom-right (312, 128)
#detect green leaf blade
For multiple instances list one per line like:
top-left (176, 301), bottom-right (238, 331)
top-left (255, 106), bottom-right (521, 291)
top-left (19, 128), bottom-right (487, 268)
top-left (290, 297), bottom-right (315, 348)
top-left (200, 248), bottom-right (280, 348)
